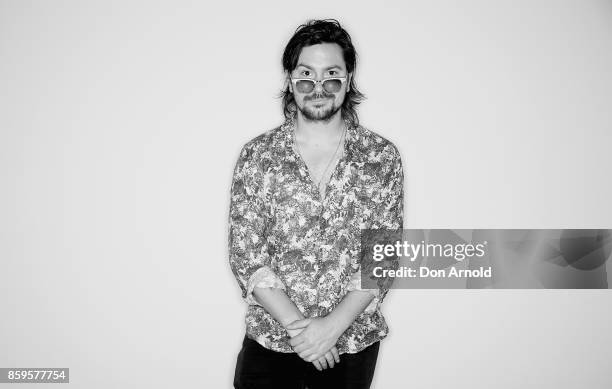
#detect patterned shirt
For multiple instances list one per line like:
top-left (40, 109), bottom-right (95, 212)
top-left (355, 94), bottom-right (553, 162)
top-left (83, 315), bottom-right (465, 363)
top-left (228, 115), bottom-right (404, 354)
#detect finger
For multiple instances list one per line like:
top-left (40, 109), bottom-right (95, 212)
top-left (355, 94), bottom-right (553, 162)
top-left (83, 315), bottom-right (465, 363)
top-left (312, 360), bottom-right (322, 372)
top-left (289, 334), bottom-right (305, 347)
top-left (324, 352), bottom-right (335, 368)
top-left (318, 356), bottom-right (328, 370)
top-left (292, 342), bottom-right (310, 353)
top-left (285, 319), bottom-right (311, 330)
top-left (299, 350), bottom-right (317, 362)
top-left (306, 352), bottom-right (321, 363)
top-left (331, 347), bottom-right (340, 363)
top-left (299, 349), bottom-right (316, 360)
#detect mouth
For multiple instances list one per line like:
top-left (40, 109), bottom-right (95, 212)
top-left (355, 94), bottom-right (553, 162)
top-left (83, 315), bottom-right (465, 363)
top-left (308, 98), bottom-right (330, 104)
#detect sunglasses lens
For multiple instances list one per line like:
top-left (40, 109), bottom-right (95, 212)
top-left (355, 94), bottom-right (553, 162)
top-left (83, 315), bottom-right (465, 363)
top-left (323, 79), bottom-right (343, 93)
top-left (295, 80), bottom-right (315, 93)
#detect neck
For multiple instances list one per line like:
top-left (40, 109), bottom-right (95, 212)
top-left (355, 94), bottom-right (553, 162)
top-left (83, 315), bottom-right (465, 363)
top-left (295, 111), bottom-right (345, 141)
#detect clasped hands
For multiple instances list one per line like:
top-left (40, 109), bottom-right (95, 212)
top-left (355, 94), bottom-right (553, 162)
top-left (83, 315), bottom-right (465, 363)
top-left (285, 317), bottom-right (342, 371)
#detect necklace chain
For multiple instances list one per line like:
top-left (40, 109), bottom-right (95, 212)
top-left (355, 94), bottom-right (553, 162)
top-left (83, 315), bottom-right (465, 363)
top-left (292, 123), bottom-right (347, 193)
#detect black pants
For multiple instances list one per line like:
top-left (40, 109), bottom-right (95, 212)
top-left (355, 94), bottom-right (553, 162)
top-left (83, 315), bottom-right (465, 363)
top-left (233, 335), bottom-right (380, 389)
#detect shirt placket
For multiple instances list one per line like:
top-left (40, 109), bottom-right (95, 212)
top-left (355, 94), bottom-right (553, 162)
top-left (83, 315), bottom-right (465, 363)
top-left (315, 177), bottom-right (343, 317)
top-left (288, 122), bottom-right (351, 317)
top-left (315, 198), bottom-right (328, 316)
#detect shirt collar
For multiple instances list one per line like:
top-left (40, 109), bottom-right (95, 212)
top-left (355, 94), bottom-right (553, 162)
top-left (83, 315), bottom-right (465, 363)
top-left (281, 113), bottom-right (358, 161)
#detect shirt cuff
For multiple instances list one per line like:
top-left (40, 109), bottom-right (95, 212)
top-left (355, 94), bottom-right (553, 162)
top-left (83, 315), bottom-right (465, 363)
top-left (346, 270), bottom-right (380, 314)
top-left (245, 266), bottom-right (286, 306)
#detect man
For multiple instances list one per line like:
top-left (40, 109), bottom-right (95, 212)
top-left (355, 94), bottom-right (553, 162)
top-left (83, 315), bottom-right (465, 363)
top-left (228, 19), bottom-right (404, 389)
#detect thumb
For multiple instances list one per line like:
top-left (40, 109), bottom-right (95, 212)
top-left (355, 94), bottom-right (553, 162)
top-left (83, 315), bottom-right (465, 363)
top-left (285, 318), bottom-right (311, 330)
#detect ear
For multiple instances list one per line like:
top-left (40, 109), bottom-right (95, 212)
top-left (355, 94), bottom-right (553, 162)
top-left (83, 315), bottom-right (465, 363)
top-left (346, 73), bottom-right (352, 92)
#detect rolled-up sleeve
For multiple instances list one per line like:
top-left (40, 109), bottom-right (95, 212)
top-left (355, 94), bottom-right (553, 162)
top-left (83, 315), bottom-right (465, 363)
top-left (347, 144), bottom-right (404, 312)
top-left (228, 143), bottom-right (285, 306)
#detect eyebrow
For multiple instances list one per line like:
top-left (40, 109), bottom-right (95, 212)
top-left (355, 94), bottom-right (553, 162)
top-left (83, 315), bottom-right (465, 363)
top-left (296, 63), bottom-right (343, 71)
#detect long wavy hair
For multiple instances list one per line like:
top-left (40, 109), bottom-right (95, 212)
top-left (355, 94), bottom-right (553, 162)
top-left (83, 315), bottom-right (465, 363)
top-left (280, 19), bottom-right (365, 127)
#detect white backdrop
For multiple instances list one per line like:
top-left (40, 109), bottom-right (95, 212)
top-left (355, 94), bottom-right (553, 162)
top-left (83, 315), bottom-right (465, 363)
top-left (1, 0), bottom-right (611, 388)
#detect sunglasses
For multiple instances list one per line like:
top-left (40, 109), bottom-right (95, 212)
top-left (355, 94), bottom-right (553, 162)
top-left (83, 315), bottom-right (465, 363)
top-left (290, 77), bottom-right (347, 94)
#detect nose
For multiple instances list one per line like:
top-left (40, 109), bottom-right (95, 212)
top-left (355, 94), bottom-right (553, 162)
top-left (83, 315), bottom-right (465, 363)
top-left (313, 80), bottom-right (324, 93)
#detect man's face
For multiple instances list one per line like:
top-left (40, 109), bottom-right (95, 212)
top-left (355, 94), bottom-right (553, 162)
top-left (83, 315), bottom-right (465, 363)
top-left (289, 43), bottom-right (350, 122)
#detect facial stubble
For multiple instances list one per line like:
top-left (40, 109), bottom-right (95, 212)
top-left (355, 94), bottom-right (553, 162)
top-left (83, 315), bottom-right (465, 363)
top-left (298, 92), bottom-right (343, 122)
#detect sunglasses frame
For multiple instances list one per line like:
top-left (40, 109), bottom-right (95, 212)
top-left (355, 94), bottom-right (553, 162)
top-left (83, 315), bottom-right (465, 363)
top-left (290, 77), bottom-right (348, 94)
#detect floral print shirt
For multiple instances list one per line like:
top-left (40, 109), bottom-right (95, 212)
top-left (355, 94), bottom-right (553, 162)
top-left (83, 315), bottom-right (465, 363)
top-left (228, 115), bottom-right (404, 354)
